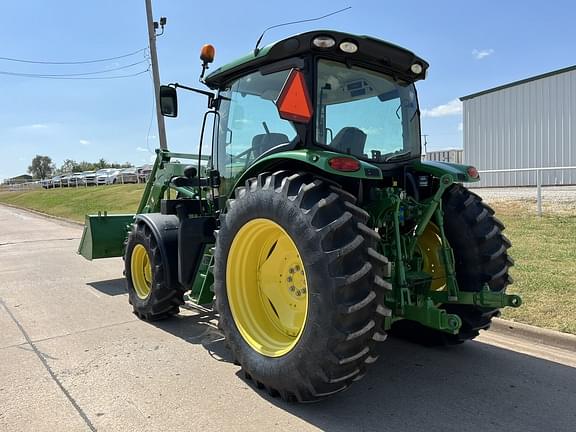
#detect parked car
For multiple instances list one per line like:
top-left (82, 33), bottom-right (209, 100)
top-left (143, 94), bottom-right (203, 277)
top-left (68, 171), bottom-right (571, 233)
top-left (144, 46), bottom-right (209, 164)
top-left (60, 173), bottom-right (73, 187)
top-left (68, 172), bottom-right (84, 187)
top-left (81, 171), bottom-right (97, 186)
top-left (106, 169), bottom-right (120, 184)
top-left (51, 175), bottom-right (63, 188)
top-left (41, 179), bottom-right (52, 189)
top-left (137, 165), bottom-right (152, 182)
top-left (111, 168), bottom-right (139, 184)
top-left (96, 168), bottom-right (115, 185)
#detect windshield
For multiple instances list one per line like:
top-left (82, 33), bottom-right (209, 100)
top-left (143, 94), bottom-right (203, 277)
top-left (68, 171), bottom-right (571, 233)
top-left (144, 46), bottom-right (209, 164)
top-left (217, 69), bottom-right (297, 184)
top-left (315, 59), bottom-right (421, 162)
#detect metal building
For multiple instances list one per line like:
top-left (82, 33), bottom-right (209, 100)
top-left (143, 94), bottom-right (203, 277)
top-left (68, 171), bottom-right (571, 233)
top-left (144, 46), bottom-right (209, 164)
top-left (424, 149), bottom-right (463, 164)
top-left (460, 65), bottom-right (576, 187)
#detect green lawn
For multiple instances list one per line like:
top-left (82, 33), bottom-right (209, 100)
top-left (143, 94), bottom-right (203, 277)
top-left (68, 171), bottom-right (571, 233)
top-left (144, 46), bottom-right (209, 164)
top-left (0, 184), bottom-right (145, 223)
top-left (492, 202), bottom-right (576, 334)
top-left (1, 186), bottom-right (574, 334)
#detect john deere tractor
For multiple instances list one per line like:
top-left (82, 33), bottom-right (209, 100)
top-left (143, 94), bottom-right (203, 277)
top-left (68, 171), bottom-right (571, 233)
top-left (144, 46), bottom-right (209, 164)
top-left (79, 30), bottom-right (521, 402)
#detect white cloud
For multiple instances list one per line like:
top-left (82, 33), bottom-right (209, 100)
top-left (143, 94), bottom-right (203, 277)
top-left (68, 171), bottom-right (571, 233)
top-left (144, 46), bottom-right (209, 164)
top-left (421, 99), bottom-right (462, 118)
top-left (472, 48), bottom-right (494, 60)
top-left (136, 146), bottom-right (150, 152)
top-left (458, 122), bottom-right (463, 132)
top-left (79, 139), bottom-right (90, 145)
top-left (14, 123), bottom-right (49, 131)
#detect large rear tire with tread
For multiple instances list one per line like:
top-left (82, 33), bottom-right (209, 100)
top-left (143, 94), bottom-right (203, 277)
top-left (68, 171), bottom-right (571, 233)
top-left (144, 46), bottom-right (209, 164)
top-left (393, 184), bottom-right (514, 345)
top-left (214, 171), bottom-right (391, 402)
top-left (125, 223), bottom-right (184, 321)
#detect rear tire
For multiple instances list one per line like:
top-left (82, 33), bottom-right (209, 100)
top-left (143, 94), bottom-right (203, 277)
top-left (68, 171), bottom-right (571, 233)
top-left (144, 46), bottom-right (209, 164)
top-left (214, 171), bottom-right (391, 402)
top-left (125, 223), bottom-right (184, 320)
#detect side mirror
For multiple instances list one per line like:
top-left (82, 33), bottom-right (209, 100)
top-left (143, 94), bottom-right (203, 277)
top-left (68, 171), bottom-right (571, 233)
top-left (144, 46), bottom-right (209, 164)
top-left (160, 85), bottom-right (178, 117)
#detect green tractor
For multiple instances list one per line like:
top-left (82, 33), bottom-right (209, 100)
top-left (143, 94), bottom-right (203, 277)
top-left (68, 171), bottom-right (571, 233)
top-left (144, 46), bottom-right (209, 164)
top-left (79, 30), bottom-right (521, 402)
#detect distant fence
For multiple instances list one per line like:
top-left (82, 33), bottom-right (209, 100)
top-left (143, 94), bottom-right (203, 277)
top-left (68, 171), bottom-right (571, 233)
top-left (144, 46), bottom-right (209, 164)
top-left (1, 176), bottom-right (147, 192)
top-left (0, 180), bottom-right (41, 192)
top-left (478, 166), bottom-right (576, 216)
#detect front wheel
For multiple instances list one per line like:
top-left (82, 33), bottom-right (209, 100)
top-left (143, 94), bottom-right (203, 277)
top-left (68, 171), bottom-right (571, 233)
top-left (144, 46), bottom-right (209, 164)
top-left (214, 171), bottom-right (391, 402)
top-left (125, 223), bottom-right (184, 320)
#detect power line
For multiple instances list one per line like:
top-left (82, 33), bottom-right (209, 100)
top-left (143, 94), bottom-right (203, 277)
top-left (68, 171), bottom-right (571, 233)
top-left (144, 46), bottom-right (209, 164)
top-left (0, 59), bottom-right (149, 78)
top-left (0, 68), bottom-right (150, 80)
top-left (0, 47), bottom-right (148, 65)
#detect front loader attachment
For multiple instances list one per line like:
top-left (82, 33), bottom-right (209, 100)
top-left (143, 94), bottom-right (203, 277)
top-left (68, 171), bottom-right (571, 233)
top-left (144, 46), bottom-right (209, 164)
top-left (78, 213), bottom-right (134, 260)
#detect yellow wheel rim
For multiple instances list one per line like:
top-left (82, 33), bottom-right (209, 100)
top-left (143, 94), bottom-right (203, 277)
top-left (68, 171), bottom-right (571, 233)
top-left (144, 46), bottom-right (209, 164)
top-left (226, 218), bottom-right (308, 357)
top-left (131, 244), bottom-right (152, 299)
top-left (417, 223), bottom-right (447, 291)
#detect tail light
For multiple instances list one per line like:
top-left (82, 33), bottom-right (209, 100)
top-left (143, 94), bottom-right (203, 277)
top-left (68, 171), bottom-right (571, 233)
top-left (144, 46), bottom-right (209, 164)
top-left (328, 157), bottom-right (360, 172)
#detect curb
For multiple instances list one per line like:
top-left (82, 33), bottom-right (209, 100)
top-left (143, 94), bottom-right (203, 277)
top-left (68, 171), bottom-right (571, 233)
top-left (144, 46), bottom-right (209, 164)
top-left (0, 202), bottom-right (83, 228)
top-left (490, 318), bottom-right (576, 351)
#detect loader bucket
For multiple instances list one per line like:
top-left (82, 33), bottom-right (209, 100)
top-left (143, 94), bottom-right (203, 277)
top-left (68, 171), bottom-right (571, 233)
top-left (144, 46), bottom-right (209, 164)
top-left (78, 214), bottom-right (135, 260)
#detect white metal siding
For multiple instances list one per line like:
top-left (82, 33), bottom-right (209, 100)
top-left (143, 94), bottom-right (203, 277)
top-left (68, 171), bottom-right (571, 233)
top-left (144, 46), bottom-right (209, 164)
top-left (462, 68), bottom-right (576, 187)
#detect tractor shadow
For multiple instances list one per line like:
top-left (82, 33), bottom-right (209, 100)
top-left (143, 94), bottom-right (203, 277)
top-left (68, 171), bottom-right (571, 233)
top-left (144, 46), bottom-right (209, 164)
top-left (87, 278), bottom-right (127, 296)
top-left (148, 304), bottom-right (233, 364)
top-left (247, 335), bottom-right (576, 432)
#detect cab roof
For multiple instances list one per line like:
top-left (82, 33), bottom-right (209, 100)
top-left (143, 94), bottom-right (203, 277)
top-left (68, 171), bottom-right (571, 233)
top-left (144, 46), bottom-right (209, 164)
top-left (204, 30), bottom-right (429, 89)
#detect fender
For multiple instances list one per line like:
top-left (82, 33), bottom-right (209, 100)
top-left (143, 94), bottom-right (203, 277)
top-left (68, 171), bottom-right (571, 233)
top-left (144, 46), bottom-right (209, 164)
top-left (412, 160), bottom-right (481, 183)
top-left (133, 213), bottom-right (180, 289)
top-left (230, 149), bottom-right (383, 194)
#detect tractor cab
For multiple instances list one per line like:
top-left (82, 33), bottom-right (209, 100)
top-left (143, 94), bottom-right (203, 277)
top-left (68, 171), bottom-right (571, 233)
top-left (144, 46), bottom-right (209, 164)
top-left (160, 30), bottom-right (432, 198)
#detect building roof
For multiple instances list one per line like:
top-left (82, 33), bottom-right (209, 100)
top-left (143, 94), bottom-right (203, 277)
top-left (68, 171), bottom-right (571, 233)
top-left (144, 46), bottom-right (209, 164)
top-left (460, 64), bottom-right (576, 101)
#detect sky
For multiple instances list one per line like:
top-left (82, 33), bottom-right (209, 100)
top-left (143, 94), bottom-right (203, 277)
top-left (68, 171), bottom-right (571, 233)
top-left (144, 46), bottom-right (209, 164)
top-left (1, 0), bottom-right (575, 179)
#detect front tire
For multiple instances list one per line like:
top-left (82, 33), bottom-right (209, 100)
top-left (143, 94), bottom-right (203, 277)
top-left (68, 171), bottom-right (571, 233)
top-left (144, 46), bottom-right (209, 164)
top-left (125, 223), bottom-right (184, 320)
top-left (214, 171), bottom-right (390, 402)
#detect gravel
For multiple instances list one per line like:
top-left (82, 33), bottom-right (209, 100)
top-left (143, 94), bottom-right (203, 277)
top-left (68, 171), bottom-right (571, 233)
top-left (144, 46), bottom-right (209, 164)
top-left (470, 186), bottom-right (576, 214)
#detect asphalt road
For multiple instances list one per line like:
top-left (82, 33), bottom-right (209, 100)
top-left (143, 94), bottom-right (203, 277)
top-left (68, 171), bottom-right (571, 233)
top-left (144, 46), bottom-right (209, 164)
top-left (1, 204), bottom-right (575, 432)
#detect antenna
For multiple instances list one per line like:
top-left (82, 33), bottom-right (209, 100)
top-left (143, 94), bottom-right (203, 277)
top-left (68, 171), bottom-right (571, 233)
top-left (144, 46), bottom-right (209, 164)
top-left (253, 6), bottom-right (352, 56)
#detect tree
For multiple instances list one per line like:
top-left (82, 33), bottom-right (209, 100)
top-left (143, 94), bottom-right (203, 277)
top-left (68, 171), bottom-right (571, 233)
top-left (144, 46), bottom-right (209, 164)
top-left (28, 155), bottom-right (55, 179)
top-left (59, 159), bottom-right (77, 174)
top-left (96, 158), bottom-right (108, 169)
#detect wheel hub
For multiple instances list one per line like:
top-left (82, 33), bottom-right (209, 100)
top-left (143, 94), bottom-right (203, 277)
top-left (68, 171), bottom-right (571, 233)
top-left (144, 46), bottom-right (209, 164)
top-left (227, 218), bottom-right (309, 357)
top-left (131, 243), bottom-right (152, 300)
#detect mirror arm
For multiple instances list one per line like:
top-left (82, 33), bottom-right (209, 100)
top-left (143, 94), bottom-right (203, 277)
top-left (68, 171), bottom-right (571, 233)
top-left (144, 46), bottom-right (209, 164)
top-left (169, 83), bottom-right (216, 108)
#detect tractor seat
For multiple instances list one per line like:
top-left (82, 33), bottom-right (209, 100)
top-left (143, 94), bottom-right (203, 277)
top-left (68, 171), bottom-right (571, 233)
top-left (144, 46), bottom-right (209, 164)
top-left (330, 127), bottom-right (367, 155)
top-left (251, 133), bottom-right (290, 158)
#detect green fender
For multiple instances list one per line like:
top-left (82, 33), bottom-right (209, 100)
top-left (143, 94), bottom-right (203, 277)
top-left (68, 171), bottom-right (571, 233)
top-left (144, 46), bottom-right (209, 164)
top-left (412, 160), bottom-right (480, 183)
top-left (229, 149), bottom-right (383, 194)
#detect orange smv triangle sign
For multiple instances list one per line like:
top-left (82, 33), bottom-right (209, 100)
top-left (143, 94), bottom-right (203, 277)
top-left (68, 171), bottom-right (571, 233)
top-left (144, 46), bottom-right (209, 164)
top-left (275, 69), bottom-right (313, 123)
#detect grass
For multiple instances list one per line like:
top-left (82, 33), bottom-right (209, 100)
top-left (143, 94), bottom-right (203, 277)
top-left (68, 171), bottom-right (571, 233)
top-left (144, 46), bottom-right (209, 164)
top-left (491, 201), bottom-right (576, 334)
top-left (0, 186), bottom-right (574, 334)
top-left (0, 185), bottom-right (144, 222)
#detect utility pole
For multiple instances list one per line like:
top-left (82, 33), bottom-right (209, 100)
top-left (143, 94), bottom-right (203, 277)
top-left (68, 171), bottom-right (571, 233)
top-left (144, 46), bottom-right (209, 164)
top-left (422, 134), bottom-right (429, 157)
top-left (145, 0), bottom-right (167, 150)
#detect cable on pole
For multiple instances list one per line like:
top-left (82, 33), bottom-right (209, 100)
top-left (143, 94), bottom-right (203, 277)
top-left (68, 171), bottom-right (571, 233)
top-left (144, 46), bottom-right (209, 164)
top-left (0, 68), bottom-right (150, 80)
top-left (0, 47), bottom-right (148, 65)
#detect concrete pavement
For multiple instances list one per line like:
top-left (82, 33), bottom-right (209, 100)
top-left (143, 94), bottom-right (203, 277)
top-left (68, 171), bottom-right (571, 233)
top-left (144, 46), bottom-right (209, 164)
top-left (1, 204), bottom-right (575, 432)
